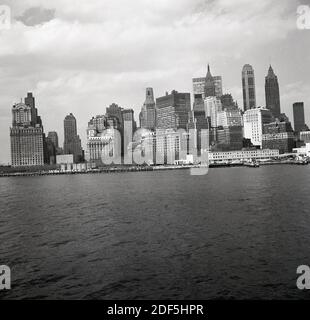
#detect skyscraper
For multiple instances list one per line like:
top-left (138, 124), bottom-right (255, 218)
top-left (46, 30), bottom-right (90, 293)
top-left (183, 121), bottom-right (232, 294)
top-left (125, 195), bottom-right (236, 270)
top-left (10, 92), bottom-right (47, 167)
top-left (265, 65), bottom-right (281, 118)
top-left (63, 113), bottom-right (84, 163)
top-left (293, 102), bottom-right (306, 132)
top-left (156, 90), bottom-right (191, 130)
top-left (242, 64), bottom-right (256, 111)
top-left (139, 88), bottom-right (156, 130)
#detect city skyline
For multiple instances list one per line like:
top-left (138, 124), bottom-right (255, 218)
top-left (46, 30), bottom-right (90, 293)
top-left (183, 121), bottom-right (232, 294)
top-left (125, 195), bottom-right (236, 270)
top-left (3, 60), bottom-right (310, 166)
top-left (0, 0), bottom-right (310, 164)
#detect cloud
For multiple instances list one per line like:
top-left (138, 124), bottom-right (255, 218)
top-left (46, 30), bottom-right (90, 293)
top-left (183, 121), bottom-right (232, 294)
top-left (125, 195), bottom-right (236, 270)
top-left (0, 0), bottom-right (309, 164)
top-left (15, 6), bottom-right (55, 26)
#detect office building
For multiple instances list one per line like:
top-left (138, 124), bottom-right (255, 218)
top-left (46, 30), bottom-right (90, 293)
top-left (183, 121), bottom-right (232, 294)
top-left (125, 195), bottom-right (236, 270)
top-left (262, 120), bottom-right (295, 153)
top-left (156, 90), bottom-right (191, 130)
top-left (216, 109), bottom-right (243, 151)
top-left (243, 107), bottom-right (273, 148)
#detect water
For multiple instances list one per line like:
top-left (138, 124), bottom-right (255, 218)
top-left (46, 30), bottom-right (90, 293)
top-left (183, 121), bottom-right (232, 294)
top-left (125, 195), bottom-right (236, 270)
top-left (0, 166), bottom-right (310, 299)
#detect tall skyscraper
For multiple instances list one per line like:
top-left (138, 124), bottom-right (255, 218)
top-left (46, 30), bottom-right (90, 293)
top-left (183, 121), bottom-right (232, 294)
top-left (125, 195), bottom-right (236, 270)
top-left (293, 102), bottom-right (306, 132)
top-left (156, 90), bottom-right (191, 130)
top-left (63, 113), bottom-right (84, 163)
top-left (265, 65), bottom-right (281, 118)
top-left (139, 88), bottom-right (156, 130)
top-left (242, 64), bottom-right (256, 111)
top-left (10, 92), bottom-right (47, 167)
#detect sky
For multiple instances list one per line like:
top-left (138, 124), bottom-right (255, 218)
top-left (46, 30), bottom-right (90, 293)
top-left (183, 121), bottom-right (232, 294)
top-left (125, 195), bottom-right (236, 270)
top-left (0, 0), bottom-right (309, 164)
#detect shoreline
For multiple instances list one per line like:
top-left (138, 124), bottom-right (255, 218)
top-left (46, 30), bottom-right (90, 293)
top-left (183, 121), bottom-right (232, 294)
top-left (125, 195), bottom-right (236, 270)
top-left (0, 160), bottom-right (308, 178)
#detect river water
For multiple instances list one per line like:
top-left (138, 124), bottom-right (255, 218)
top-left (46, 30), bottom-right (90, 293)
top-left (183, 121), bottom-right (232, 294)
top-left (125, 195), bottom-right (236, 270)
top-left (0, 166), bottom-right (310, 299)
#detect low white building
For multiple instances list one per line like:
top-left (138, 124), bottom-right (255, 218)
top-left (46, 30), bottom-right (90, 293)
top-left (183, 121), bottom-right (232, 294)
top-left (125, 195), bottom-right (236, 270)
top-left (209, 149), bottom-right (279, 162)
top-left (56, 154), bottom-right (74, 164)
top-left (293, 143), bottom-right (310, 157)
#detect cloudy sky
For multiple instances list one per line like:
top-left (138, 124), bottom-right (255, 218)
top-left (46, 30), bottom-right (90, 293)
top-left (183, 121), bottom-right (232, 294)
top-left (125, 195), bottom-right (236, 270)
top-left (0, 0), bottom-right (309, 164)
